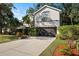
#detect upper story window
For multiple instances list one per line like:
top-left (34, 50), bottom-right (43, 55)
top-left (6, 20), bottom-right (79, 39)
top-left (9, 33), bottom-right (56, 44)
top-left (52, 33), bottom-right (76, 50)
top-left (42, 17), bottom-right (52, 22)
top-left (42, 11), bottom-right (49, 17)
top-left (41, 11), bottom-right (53, 22)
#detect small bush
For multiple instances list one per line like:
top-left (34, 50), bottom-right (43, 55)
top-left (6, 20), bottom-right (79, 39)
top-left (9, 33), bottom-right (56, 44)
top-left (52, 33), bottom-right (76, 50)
top-left (53, 44), bottom-right (68, 56)
top-left (16, 29), bottom-right (24, 37)
top-left (28, 27), bottom-right (36, 36)
top-left (60, 47), bottom-right (72, 56)
top-left (16, 32), bottom-right (23, 37)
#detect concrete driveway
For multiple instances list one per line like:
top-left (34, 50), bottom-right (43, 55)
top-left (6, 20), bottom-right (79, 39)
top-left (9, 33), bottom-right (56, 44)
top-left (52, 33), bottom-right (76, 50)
top-left (0, 37), bottom-right (55, 56)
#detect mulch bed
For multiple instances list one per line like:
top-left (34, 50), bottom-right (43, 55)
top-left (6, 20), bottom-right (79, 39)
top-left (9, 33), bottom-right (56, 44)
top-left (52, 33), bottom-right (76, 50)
top-left (53, 44), bottom-right (79, 56)
top-left (53, 44), bottom-right (66, 56)
top-left (71, 49), bottom-right (79, 56)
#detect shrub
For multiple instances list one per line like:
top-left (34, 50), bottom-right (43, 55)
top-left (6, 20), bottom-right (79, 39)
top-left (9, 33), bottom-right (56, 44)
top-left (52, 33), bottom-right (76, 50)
top-left (59, 25), bottom-right (79, 40)
top-left (60, 47), bottom-right (72, 56)
top-left (16, 32), bottom-right (23, 37)
top-left (28, 27), bottom-right (36, 36)
top-left (58, 25), bottom-right (79, 49)
top-left (53, 44), bottom-right (68, 56)
top-left (16, 29), bottom-right (24, 37)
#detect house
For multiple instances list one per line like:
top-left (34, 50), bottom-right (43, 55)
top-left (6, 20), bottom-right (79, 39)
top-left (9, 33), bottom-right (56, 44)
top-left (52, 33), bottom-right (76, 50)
top-left (26, 5), bottom-right (61, 36)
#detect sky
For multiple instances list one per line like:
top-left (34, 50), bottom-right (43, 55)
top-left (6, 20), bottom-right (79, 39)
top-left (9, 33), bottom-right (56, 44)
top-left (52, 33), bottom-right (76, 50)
top-left (12, 3), bottom-right (34, 21)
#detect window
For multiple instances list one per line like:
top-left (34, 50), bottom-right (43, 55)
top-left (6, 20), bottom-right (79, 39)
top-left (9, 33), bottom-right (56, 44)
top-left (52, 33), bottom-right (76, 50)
top-left (42, 17), bottom-right (48, 22)
top-left (41, 11), bottom-right (52, 22)
top-left (42, 11), bottom-right (49, 17)
top-left (41, 17), bottom-right (52, 22)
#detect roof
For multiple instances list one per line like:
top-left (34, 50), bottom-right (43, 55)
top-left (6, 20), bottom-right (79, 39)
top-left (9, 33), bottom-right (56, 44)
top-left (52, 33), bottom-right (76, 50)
top-left (33, 5), bottom-right (62, 15)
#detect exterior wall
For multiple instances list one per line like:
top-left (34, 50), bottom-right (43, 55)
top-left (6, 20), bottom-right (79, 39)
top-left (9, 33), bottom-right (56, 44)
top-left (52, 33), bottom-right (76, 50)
top-left (34, 7), bottom-right (60, 27)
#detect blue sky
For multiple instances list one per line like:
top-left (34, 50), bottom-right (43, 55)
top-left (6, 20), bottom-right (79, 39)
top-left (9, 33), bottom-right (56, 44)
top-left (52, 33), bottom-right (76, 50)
top-left (12, 3), bottom-right (34, 20)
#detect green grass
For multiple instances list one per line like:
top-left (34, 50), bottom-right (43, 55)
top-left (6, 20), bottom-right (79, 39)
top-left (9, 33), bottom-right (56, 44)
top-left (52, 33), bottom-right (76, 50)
top-left (40, 38), bottom-right (65, 56)
top-left (0, 35), bottom-right (18, 43)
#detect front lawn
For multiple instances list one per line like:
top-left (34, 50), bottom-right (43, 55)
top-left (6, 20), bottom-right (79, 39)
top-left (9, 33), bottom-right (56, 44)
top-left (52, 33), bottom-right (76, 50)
top-left (0, 35), bottom-right (18, 43)
top-left (40, 38), bottom-right (65, 56)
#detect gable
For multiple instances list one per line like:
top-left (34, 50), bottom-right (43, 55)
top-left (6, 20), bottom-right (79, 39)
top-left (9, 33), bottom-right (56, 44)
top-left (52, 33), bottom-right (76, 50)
top-left (33, 5), bottom-right (61, 15)
top-left (32, 5), bottom-right (61, 27)
top-left (34, 7), bottom-right (60, 21)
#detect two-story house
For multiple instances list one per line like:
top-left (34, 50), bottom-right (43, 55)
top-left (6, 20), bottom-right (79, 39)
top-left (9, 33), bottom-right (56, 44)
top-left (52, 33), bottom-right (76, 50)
top-left (25, 5), bottom-right (61, 36)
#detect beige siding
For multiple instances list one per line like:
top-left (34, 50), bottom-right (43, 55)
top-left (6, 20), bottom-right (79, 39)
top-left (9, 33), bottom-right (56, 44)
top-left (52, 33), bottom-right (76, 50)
top-left (34, 7), bottom-right (60, 27)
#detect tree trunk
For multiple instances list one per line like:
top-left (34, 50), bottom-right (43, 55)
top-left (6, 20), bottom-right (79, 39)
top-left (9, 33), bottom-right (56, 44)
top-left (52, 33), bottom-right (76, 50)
top-left (0, 26), bottom-right (2, 34)
top-left (28, 24), bottom-right (31, 37)
top-left (71, 18), bottom-right (73, 25)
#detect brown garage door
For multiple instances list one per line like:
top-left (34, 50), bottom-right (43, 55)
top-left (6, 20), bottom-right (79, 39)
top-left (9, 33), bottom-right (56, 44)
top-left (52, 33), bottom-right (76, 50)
top-left (36, 27), bottom-right (57, 37)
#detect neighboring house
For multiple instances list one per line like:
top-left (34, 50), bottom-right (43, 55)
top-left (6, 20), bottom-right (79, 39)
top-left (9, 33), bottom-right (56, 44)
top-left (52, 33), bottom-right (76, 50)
top-left (26, 5), bottom-right (61, 36)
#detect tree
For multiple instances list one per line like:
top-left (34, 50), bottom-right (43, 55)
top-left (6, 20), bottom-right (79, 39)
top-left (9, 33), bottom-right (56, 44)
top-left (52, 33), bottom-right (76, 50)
top-left (23, 15), bottom-right (31, 26)
top-left (9, 17), bottom-right (22, 28)
top-left (23, 7), bottom-right (36, 26)
top-left (0, 3), bottom-right (15, 34)
top-left (0, 3), bottom-right (22, 34)
top-left (34, 3), bottom-right (63, 10)
top-left (23, 7), bottom-right (37, 36)
top-left (34, 3), bottom-right (53, 10)
top-left (26, 7), bottom-right (35, 14)
top-left (61, 3), bottom-right (79, 25)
